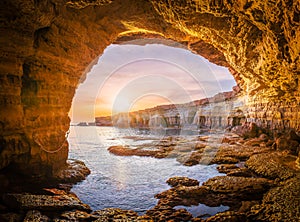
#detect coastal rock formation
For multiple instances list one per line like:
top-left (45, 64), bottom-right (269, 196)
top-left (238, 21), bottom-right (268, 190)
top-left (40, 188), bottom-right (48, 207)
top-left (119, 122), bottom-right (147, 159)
top-left (249, 175), bottom-right (300, 222)
top-left (95, 116), bottom-right (113, 127)
top-left (154, 176), bottom-right (274, 209)
top-left (167, 177), bottom-right (200, 187)
top-left (146, 205), bottom-right (193, 222)
top-left (245, 152), bottom-right (297, 180)
top-left (141, 132), bottom-right (299, 221)
top-left (23, 210), bottom-right (49, 222)
top-left (107, 132), bottom-right (275, 166)
top-left (108, 145), bottom-right (166, 158)
top-left (106, 91), bottom-right (244, 131)
top-left (53, 159), bottom-right (91, 183)
top-left (92, 208), bottom-right (140, 221)
top-left (205, 211), bottom-right (247, 222)
top-left (0, 0), bottom-right (299, 177)
top-left (145, 174), bottom-right (275, 221)
top-left (3, 192), bottom-right (91, 212)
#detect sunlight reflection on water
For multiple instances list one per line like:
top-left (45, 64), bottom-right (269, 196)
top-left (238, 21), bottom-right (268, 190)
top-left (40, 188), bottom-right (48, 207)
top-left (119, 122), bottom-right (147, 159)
top-left (69, 126), bottom-right (227, 215)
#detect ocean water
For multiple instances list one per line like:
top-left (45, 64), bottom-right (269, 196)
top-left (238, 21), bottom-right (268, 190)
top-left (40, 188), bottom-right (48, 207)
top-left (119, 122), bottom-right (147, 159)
top-left (68, 126), bottom-right (228, 216)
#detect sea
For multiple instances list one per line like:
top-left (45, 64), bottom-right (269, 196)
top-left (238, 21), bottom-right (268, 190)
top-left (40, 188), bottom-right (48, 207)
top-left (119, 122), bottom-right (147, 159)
top-left (68, 126), bottom-right (229, 217)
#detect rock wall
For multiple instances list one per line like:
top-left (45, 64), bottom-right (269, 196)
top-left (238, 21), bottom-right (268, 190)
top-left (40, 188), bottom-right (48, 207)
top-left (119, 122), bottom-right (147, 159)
top-left (246, 95), bottom-right (300, 132)
top-left (0, 0), bottom-right (299, 176)
top-left (110, 91), bottom-right (300, 134)
top-left (110, 91), bottom-right (245, 131)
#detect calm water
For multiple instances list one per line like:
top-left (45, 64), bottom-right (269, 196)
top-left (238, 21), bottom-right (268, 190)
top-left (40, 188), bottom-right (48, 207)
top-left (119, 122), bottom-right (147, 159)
top-left (68, 126), bottom-right (227, 216)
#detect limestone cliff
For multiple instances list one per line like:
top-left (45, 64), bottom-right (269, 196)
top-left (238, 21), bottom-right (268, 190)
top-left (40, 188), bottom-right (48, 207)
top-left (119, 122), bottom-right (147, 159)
top-left (106, 91), bottom-right (245, 130)
top-left (0, 0), bottom-right (299, 176)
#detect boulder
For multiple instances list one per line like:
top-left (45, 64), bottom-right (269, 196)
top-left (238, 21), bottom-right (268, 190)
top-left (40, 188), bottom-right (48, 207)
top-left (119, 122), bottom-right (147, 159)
top-left (166, 177), bottom-right (199, 187)
top-left (258, 134), bottom-right (269, 142)
top-left (53, 159), bottom-right (91, 183)
top-left (60, 210), bottom-right (93, 221)
top-left (92, 208), bottom-right (139, 221)
top-left (202, 176), bottom-right (274, 201)
top-left (108, 145), bottom-right (160, 157)
top-left (231, 122), bottom-right (260, 139)
top-left (245, 152), bottom-right (296, 180)
top-left (287, 130), bottom-right (300, 142)
top-left (23, 210), bottom-right (49, 222)
top-left (217, 164), bottom-right (239, 174)
top-left (154, 176), bottom-right (274, 212)
top-left (226, 168), bottom-right (254, 177)
top-left (274, 131), bottom-right (300, 155)
top-left (206, 211), bottom-right (247, 222)
top-left (146, 205), bottom-right (193, 222)
top-left (248, 176), bottom-right (300, 222)
top-left (3, 193), bottom-right (91, 212)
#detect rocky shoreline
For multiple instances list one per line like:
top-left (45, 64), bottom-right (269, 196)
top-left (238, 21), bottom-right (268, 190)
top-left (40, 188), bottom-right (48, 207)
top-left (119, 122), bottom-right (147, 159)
top-left (1, 125), bottom-right (300, 221)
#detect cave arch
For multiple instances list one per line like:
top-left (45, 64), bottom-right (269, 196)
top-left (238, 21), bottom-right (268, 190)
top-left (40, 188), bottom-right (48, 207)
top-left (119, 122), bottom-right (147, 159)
top-left (0, 0), bottom-right (299, 176)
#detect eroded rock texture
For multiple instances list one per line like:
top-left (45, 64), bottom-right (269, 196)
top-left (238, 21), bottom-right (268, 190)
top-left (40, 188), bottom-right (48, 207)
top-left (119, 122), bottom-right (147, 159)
top-left (0, 0), bottom-right (299, 176)
top-left (106, 91), bottom-right (241, 129)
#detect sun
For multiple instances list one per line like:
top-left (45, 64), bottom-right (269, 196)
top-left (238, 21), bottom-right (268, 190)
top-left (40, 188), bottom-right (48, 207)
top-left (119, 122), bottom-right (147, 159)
top-left (129, 94), bottom-right (172, 112)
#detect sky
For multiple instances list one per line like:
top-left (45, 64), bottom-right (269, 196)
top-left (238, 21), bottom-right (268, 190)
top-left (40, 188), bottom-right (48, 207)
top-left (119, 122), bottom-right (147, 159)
top-left (69, 43), bottom-right (236, 123)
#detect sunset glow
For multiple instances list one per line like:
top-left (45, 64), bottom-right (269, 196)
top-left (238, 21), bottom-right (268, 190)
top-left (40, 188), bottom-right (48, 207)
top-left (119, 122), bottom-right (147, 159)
top-left (129, 95), bottom-right (172, 113)
top-left (70, 43), bottom-right (236, 122)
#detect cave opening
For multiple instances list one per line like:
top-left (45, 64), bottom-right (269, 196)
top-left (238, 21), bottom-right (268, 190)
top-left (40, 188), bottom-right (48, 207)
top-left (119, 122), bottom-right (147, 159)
top-left (1, 0), bottom-right (299, 221)
top-left (67, 41), bottom-right (237, 215)
top-left (69, 41), bottom-right (237, 125)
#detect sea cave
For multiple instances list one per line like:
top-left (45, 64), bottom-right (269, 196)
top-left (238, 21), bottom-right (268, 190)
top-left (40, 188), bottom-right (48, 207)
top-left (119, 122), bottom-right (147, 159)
top-left (0, 0), bottom-right (300, 221)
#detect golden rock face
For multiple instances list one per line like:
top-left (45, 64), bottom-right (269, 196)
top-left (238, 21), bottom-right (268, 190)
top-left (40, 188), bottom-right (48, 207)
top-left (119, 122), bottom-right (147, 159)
top-left (0, 0), bottom-right (299, 175)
